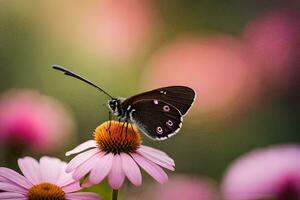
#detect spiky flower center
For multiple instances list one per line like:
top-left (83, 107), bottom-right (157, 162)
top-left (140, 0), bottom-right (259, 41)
top-left (28, 182), bottom-right (65, 200)
top-left (94, 121), bottom-right (141, 154)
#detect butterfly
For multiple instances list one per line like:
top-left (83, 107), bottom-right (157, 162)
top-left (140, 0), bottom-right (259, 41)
top-left (52, 65), bottom-right (196, 140)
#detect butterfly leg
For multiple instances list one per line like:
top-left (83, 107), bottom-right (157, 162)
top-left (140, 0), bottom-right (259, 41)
top-left (120, 121), bottom-right (125, 137)
top-left (130, 123), bottom-right (135, 133)
top-left (106, 111), bottom-right (112, 136)
top-left (125, 121), bottom-right (129, 139)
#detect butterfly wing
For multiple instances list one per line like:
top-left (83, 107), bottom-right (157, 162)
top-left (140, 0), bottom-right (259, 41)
top-left (129, 99), bottom-right (183, 140)
top-left (123, 86), bottom-right (196, 116)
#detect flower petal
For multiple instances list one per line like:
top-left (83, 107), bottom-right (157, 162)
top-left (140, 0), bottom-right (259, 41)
top-left (0, 167), bottom-right (32, 189)
top-left (65, 192), bottom-right (101, 200)
top-left (140, 145), bottom-right (175, 165)
top-left (89, 153), bottom-right (114, 184)
top-left (121, 153), bottom-right (142, 186)
top-left (0, 182), bottom-right (27, 194)
top-left (40, 156), bottom-right (63, 184)
top-left (108, 154), bottom-right (125, 189)
top-left (66, 140), bottom-right (97, 156)
top-left (137, 149), bottom-right (175, 171)
top-left (0, 192), bottom-right (26, 199)
top-left (18, 157), bottom-right (41, 185)
top-left (66, 148), bottom-right (99, 173)
top-left (56, 162), bottom-right (75, 187)
top-left (73, 152), bottom-right (103, 180)
top-left (62, 180), bottom-right (81, 193)
top-left (132, 153), bottom-right (168, 184)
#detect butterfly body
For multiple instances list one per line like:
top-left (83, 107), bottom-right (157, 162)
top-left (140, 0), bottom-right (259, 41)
top-left (52, 65), bottom-right (195, 141)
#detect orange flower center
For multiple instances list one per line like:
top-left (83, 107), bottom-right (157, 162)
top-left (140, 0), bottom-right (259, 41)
top-left (28, 182), bottom-right (65, 200)
top-left (94, 121), bottom-right (141, 154)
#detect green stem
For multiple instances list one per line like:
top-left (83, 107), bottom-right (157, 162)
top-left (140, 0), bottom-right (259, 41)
top-left (112, 189), bottom-right (119, 200)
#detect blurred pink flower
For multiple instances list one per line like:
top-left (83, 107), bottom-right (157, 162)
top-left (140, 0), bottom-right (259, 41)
top-left (125, 174), bottom-right (220, 200)
top-left (0, 156), bottom-right (101, 200)
top-left (142, 34), bottom-right (261, 117)
top-left (66, 121), bottom-right (174, 190)
top-left (82, 0), bottom-right (158, 62)
top-left (0, 89), bottom-right (74, 151)
top-left (243, 9), bottom-right (300, 88)
top-left (222, 144), bottom-right (300, 200)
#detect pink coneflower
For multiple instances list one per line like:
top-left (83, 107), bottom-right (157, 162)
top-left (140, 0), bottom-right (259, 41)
top-left (66, 121), bottom-right (175, 191)
top-left (142, 34), bottom-right (261, 118)
top-left (243, 9), bottom-right (300, 88)
top-left (0, 89), bottom-right (74, 151)
top-left (125, 175), bottom-right (220, 200)
top-left (222, 144), bottom-right (300, 200)
top-left (0, 156), bottom-right (101, 200)
top-left (81, 0), bottom-right (158, 62)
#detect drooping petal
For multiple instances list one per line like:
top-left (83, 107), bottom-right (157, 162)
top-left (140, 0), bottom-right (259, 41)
top-left (0, 192), bottom-right (26, 199)
top-left (137, 149), bottom-right (175, 171)
top-left (140, 145), bottom-right (174, 164)
top-left (39, 156), bottom-right (63, 184)
top-left (108, 154), bottom-right (125, 189)
top-left (56, 162), bottom-right (75, 187)
top-left (73, 152), bottom-right (103, 180)
top-left (66, 140), bottom-right (97, 156)
top-left (65, 192), bottom-right (101, 200)
top-left (132, 153), bottom-right (168, 184)
top-left (0, 167), bottom-right (32, 189)
top-left (62, 181), bottom-right (81, 193)
top-left (89, 153), bottom-right (114, 184)
top-left (18, 156), bottom-right (41, 185)
top-left (121, 153), bottom-right (142, 186)
top-left (0, 182), bottom-right (27, 194)
top-left (66, 148), bottom-right (99, 173)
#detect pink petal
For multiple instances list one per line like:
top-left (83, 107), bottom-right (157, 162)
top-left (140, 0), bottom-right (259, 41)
top-left (73, 152), bottom-right (102, 180)
top-left (108, 154), bottom-right (125, 189)
top-left (140, 145), bottom-right (175, 165)
top-left (66, 140), bottom-right (97, 156)
top-left (62, 181), bottom-right (81, 193)
top-left (89, 153), bottom-right (114, 184)
top-left (65, 192), bottom-right (101, 200)
top-left (137, 149), bottom-right (175, 171)
top-left (66, 148), bottom-right (99, 173)
top-left (132, 153), bottom-right (168, 184)
top-left (56, 162), bottom-right (76, 187)
top-left (0, 192), bottom-right (26, 199)
top-left (18, 157), bottom-right (41, 185)
top-left (120, 153), bottom-right (142, 186)
top-left (0, 182), bottom-right (27, 194)
top-left (0, 167), bottom-right (32, 189)
top-left (40, 156), bottom-right (63, 184)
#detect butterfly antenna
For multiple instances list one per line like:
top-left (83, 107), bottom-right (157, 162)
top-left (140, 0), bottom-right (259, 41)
top-left (52, 65), bottom-right (114, 99)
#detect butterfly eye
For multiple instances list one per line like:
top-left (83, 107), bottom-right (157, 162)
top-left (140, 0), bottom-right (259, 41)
top-left (156, 127), bottom-right (163, 134)
top-left (163, 105), bottom-right (170, 112)
top-left (166, 120), bottom-right (173, 127)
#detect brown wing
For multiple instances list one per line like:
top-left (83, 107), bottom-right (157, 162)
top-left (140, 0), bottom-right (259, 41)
top-left (122, 86), bottom-right (195, 116)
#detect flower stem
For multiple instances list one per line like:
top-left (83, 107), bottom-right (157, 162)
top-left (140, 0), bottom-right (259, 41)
top-left (112, 189), bottom-right (119, 200)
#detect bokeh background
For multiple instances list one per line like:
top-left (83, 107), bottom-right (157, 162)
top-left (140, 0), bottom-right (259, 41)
top-left (0, 1), bottom-right (299, 199)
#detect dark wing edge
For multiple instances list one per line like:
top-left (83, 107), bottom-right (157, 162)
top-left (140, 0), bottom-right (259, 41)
top-left (123, 85), bottom-right (196, 116)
